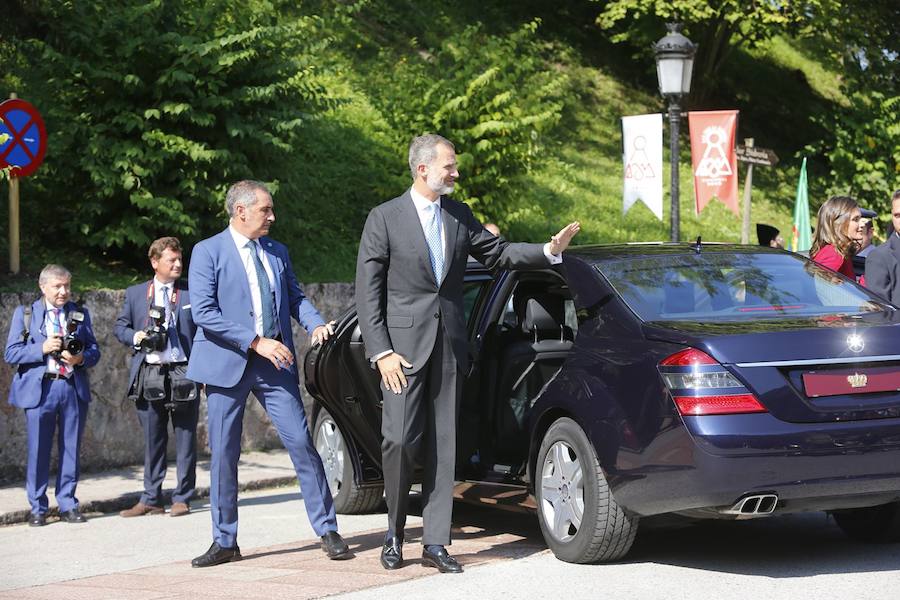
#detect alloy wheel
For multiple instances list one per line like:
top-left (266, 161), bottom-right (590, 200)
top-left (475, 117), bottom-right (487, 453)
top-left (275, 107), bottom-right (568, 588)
top-left (540, 440), bottom-right (585, 543)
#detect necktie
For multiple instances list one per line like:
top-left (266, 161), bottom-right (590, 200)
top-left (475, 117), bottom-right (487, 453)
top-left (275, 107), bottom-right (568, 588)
top-left (51, 308), bottom-right (68, 376)
top-left (246, 241), bottom-right (278, 338)
top-left (424, 203), bottom-right (444, 282)
top-left (162, 286), bottom-right (182, 361)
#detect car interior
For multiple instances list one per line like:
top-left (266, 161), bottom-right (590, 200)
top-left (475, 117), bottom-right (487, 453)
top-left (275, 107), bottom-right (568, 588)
top-left (461, 271), bottom-right (577, 481)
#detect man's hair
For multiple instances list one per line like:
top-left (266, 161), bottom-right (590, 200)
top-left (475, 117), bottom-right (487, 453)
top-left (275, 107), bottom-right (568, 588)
top-left (148, 236), bottom-right (182, 261)
top-left (38, 264), bottom-right (71, 286)
top-left (408, 134), bottom-right (454, 180)
top-left (893, 189), bottom-right (900, 204)
top-left (225, 180), bottom-right (270, 217)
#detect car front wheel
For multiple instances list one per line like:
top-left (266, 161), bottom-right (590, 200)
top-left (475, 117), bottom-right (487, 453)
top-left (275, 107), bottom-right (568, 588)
top-left (313, 408), bottom-right (383, 514)
top-left (833, 501), bottom-right (900, 542)
top-left (535, 417), bottom-right (638, 562)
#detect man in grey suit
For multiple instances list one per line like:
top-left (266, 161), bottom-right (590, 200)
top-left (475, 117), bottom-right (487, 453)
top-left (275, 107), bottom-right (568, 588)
top-left (356, 133), bottom-right (580, 573)
top-left (865, 190), bottom-right (900, 303)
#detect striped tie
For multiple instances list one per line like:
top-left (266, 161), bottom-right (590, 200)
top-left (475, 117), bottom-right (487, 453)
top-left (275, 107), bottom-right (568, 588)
top-left (424, 203), bottom-right (444, 282)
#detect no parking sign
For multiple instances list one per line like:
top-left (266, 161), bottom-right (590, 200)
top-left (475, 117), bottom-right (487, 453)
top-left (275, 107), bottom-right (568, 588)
top-left (0, 98), bottom-right (47, 177)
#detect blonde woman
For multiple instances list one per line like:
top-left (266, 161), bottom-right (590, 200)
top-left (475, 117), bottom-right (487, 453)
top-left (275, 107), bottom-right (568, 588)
top-left (810, 195), bottom-right (865, 279)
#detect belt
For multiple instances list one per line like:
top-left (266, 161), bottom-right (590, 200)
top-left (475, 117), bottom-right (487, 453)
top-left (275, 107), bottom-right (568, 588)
top-left (43, 373), bottom-right (72, 382)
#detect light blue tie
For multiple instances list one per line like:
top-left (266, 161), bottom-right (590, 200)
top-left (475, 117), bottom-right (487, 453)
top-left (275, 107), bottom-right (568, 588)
top-left (246, 241), bottom-right (278, 338)
top-left (424, 203), bottom-right (444, 282)
top-left (162, 286), bottom-right (182, 361)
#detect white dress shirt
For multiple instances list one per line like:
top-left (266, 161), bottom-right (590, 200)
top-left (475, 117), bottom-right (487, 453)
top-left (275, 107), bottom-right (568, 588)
top-left (137, 277), bottom-right (185, 364)
top-left (44, 300), bottom-right (71, 378)
top-left (229, 225), bottom-right (276, 337)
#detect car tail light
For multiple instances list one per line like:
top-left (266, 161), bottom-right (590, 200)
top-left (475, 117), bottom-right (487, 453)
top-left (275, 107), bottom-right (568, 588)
top-left (658, 347), bottom-right (767, 416)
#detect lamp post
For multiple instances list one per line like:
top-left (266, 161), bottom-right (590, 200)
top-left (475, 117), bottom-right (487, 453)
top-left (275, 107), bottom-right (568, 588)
top-left (654, 23), bottom-right (696, 242)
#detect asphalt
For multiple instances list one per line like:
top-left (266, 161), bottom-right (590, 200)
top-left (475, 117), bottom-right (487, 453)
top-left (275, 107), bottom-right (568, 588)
top-left (0, 449), bottom-right (300, 525)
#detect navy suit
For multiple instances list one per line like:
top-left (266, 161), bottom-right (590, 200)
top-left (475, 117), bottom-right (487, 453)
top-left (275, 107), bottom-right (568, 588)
top-left (187, 228), bottom-right (336, 548)
top-left (4, 300), bottom-right (100, 515)
top-left (114, 279), bottom-right (198, 506)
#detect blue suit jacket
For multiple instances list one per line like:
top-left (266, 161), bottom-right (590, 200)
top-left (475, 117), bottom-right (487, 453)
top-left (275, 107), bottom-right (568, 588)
top-left (4, 299), bottom-right (101, 408)
top-left (186, 228), bottom-right (326, 387)
top-left (114, 279), bottom-right (197, 398)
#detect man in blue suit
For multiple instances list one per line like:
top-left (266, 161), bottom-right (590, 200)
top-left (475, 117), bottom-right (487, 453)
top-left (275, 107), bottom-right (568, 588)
top-left (187, 180), bottom-right (350, 567)
top-left (4, 264), bottom-right (100, 526)
top-left (115, 237), bottom-right (199, 518)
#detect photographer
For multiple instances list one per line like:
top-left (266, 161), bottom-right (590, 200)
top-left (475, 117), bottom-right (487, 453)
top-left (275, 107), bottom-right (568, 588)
top-left (3, 264), bottom-right (101, 526)
top-left (115, 237), bottom-right (199, 518)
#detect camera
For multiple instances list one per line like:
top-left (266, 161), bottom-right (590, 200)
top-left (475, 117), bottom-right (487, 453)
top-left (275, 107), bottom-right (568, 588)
top-left (139, 305), bottom-right (169, 354)
top-left (51, 311), bottom-right (85, 359)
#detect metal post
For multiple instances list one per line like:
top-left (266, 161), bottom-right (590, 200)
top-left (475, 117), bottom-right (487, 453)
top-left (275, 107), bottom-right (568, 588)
top-left (668, 98), bottom-right (681, 242)
top-left (740, 138), bottom-right (755, 244)
top-left (9, 175), bottom-right (19, 274)
top-left (6, 91), bottom-right (19, 274)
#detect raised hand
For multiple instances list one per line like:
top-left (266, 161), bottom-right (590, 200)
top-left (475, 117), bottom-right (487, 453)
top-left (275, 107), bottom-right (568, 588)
top-left (549, 221), bottom-right (581, 256)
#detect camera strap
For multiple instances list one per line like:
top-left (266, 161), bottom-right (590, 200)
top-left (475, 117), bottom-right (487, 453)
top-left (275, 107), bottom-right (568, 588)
top-left (146, 281), bottom-right (178, 327)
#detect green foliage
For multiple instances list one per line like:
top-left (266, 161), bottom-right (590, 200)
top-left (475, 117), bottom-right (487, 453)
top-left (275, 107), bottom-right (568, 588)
top-left (361, 20), bottom-right (572, 222)
top-left (818, 92), bottom-right (900, 207)
top-left (13, 0), bottom-right (338, 264)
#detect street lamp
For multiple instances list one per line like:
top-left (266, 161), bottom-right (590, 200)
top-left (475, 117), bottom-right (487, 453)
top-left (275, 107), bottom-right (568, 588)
top-left (654, 23), bottom-right (696, 242)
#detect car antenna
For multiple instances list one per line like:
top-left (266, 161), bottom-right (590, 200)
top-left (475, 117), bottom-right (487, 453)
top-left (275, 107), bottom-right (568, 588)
top-left (694, 236), bottom-right (702, 254)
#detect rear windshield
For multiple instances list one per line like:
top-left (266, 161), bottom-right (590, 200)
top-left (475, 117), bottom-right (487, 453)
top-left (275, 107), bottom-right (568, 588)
top-left (598, 251), bottom-right (889, 322)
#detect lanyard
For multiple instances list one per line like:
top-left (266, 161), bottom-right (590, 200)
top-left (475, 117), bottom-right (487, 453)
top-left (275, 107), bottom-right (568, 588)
top-left (146, 281), bottom-right (178, 307)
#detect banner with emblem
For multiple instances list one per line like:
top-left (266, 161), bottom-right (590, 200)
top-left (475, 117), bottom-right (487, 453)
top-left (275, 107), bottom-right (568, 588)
top-left (688, 110), bottom-right (739, 216)
top-left (621, 113), bottom-right (663, 220)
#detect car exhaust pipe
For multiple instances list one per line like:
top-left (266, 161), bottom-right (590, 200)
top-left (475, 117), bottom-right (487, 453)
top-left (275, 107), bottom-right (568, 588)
top-left (721, 493), bottom-right (779, 518)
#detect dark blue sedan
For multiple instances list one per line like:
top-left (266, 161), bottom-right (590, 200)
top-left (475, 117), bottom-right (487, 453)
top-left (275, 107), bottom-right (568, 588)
top-left (304, 243), bottom-right (900, 562)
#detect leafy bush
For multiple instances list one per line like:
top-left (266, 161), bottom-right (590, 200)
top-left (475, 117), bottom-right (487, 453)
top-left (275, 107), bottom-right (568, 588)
top-left (362, 20), bottom-right (572, 222)
top-left (13, 0), bottom-right (338, 265)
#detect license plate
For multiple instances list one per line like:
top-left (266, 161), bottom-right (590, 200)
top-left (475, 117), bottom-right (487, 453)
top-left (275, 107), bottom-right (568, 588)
top-left (803, 366), bottom-right (900, 398)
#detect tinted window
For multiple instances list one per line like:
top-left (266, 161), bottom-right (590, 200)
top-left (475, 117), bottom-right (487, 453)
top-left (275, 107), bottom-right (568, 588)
top-left (598, 252), bottom-right (888, 322)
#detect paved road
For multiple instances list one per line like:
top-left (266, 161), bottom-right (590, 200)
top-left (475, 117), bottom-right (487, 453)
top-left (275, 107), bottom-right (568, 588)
top-left (4, 486), bottom-right (900, 599)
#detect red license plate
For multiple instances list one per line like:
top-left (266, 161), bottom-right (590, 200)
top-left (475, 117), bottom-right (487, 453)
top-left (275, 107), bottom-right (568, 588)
top-left (803, 366), bottom-right (900, 398)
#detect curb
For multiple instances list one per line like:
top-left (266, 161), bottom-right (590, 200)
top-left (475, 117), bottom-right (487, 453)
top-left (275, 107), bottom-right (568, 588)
top-left (0, 475), bottom-right (298, 526)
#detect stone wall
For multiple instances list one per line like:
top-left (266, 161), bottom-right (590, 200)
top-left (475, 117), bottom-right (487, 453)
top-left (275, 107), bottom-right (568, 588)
top-left (0, 282), bottom-right (355, 483)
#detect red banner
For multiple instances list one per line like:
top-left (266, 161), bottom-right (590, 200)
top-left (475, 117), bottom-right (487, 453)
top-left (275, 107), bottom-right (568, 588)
top-left (688, 110), bottom-right (739, 216)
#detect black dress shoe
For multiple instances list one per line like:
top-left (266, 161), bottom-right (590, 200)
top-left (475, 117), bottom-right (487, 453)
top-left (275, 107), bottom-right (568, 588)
top-left (380, 536), bottom-right (403, 570)
top-left (320, 531), bottom-right (352, 560)
top-left (191, 542), bottom-right (242, 568)
top-left (422, 546), bottom-right (462, 573)
top-left (60, 509), bottom-right (87, 523)
top-left (28, 513), bottom-right (47, 527)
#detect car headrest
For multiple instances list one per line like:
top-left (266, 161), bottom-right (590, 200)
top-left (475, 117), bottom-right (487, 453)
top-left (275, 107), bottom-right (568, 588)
top-left (522, 296), bottom-right (564, 335)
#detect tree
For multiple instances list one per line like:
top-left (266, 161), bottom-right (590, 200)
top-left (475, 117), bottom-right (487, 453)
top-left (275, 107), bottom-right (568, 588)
top-left (8, 0), bottom-right (337, 263)
top-left (596, 0), bottom-right (834, 101)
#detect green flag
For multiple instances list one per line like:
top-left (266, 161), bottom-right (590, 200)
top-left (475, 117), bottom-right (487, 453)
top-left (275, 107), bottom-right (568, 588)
top-left (791, 157), bottom-right (811, 253)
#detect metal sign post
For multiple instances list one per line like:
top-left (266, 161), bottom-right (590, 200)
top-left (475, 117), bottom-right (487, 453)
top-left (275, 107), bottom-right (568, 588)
top-left (736, 141), bottom-right (779, 244)
top-left (0, 92), bottom-right (47, 274)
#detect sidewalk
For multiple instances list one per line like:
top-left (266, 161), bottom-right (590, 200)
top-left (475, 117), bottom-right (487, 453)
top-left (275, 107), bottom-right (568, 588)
top-left (0, 449), bottom-right (299, 525)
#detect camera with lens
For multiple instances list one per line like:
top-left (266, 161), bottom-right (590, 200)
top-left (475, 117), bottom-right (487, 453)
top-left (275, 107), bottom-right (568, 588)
top-left (139, 305), bottom-right (168, 354)
top-left (51, 311), bottom-right (85, 359)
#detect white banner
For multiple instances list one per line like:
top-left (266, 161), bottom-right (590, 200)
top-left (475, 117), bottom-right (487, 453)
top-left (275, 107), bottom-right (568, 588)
top-left (622, 113), bottom-right (663, 220)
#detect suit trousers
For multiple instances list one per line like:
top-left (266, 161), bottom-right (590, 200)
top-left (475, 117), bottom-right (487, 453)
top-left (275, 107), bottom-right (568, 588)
top-left (135, 379), bottom-right (198, 506)
top-left (24, 378), bottom-right (88, 515)
top-left (205, 353), bottom-right (337, 548)
top-left (381, 325), bottom-right (462, 546)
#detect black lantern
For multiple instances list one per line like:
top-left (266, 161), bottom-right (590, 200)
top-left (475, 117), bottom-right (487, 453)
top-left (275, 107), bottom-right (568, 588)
top-left (654, 23), bottom-right (696, 242)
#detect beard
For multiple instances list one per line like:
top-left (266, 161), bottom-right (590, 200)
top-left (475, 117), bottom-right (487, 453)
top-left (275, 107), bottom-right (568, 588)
top-left (426, 170), bottom-right (455, 196)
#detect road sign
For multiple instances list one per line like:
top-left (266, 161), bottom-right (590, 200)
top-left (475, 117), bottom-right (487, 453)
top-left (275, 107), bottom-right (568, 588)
top-left (0, 98), bottom-right (47, 178)
top-left (736, 145), bottom-right (778, 167)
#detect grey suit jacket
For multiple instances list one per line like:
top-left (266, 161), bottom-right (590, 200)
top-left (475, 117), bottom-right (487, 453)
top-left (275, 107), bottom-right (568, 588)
top-left (356, 190), bottom-right (549, 374)
top-left (865, 234), bottom-right (900, 304)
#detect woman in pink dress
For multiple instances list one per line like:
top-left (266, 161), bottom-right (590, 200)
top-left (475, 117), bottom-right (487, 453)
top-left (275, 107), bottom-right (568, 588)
top-left (810, 195), bottom-right (865, 279)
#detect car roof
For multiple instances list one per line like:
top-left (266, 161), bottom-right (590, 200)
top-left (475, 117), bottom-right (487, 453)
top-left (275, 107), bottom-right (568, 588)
top-left (566, 242), bottom-right (786, 263)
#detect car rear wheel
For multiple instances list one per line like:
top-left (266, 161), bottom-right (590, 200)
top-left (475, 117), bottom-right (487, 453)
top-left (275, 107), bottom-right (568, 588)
top-left (833, 501), bottom-right (900, 542)
top-left (313, 408), bottom-right (383, 514)
top-left (535, 417), bottom-right (638, 562)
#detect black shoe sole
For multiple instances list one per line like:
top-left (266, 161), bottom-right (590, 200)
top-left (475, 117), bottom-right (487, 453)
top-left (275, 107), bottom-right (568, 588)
top-left (191, 554), bottom-right (242, 568)
top-left (421, 556), bottom-right (463, 573)
top-left (325, 550), bottom-right (353, 560)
